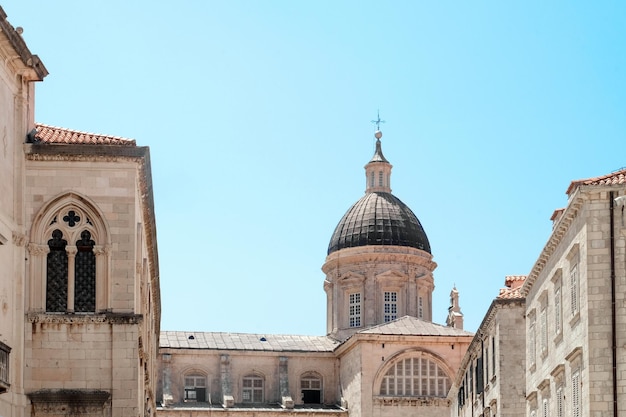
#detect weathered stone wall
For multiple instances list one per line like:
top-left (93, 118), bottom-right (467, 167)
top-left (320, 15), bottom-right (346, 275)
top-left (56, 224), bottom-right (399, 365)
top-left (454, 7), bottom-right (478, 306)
top-left (158, 348), bottom-right (339, 406)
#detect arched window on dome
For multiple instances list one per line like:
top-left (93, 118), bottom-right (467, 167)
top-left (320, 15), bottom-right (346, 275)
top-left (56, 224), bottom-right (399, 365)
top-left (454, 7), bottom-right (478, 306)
top-left (379, 356), bottom-right (451, 398)
top-left (29, 194), bottom-right (110, 314)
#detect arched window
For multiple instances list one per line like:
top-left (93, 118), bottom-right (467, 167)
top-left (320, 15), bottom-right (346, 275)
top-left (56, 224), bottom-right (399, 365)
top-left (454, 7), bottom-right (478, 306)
top-left (242, 374), bottom-right (264, 403)
top-left (301, 373), bottom-right (322, 404)
top-left (184, 374), bottom-right (206, 402)
top-left (46, 229), bottom-right (68, 312)
top-left (29, 194), bottom-right (110, 313)
top-left (380, 356), bottom-right (451, 397)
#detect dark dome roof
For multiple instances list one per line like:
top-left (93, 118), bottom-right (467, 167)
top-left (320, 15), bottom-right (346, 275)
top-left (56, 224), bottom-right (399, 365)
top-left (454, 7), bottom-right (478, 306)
top-left (327, 192), bottom-right (431, 255)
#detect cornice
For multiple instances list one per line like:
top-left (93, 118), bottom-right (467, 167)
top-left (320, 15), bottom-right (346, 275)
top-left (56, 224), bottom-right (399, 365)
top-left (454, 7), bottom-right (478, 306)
top-left (373, 396), bottom-right (450, 407)
top-left (27, 311), bottom-right (143, 325)
top-left (521, 188), bottom-right (584, 297)
top-left (322, 246), bottom-right (436, 273)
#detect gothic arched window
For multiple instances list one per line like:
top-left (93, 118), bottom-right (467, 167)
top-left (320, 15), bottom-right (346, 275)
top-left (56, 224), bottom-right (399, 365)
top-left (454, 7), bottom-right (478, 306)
top-left (379, 356), bottom-right (451, 398)
top-left (75, 230), bottom-right (96, 312)
top-left (46, 229), bottom-right (68, 312)
top-left (30, 194), bottom-right (110, 314)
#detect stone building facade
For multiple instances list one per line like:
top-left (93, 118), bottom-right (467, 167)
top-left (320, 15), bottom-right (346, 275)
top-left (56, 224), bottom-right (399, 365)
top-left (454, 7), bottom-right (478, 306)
top-left (0, 7), bottom-right (160, 417)
top-left (449, 276), bottom-right (526, 417)
top-left (450, 169), bottom-right (626, 417)
top-left (521, 171), bottom-right (626, 417)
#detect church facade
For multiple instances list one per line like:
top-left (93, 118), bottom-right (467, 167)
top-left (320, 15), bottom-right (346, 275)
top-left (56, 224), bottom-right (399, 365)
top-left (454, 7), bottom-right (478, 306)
top-left (156, 131), bottom-right (474, 417)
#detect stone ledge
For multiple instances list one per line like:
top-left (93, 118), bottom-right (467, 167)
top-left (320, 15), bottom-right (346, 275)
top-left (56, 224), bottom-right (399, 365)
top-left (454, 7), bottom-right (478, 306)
top-left (27, 311), bottom-right (143, 325)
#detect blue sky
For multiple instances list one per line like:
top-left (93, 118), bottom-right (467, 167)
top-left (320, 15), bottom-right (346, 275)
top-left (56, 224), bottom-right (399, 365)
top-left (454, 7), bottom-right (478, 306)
top-left (4, 1), bottom-right (626, 335)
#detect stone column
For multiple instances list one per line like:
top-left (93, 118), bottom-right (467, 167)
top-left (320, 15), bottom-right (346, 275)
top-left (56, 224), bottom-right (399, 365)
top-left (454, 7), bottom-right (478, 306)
top-left (220, 354), bottom-right (233, 407)
top-left (279, 357), bottom-right (293, 408)
top-left (66, 246), bottom-right (77, 312)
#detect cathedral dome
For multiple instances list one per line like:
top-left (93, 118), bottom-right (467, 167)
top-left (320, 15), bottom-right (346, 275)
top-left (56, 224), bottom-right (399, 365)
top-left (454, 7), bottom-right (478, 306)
top-left (327, 191), bottom-right (431, 255)
top-left (327, 127), bottom-right (430, 255)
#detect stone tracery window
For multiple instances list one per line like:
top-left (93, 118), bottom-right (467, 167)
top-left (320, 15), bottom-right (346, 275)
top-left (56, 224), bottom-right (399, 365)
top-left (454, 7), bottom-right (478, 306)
top-left (75, 230), bottom-right (96, 312)
top-left (379, 356), bottom-right (451, 397)
top-left (30, 194), bottom-right (110, 314)
top-left (46, 229), bottom-right (68, 312)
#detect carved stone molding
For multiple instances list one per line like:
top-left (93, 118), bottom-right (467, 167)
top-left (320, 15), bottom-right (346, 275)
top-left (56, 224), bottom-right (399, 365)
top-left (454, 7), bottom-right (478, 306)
top-left (28, 243), bottom-right (49, 256)
top-left (27, 311), bottom-right (143, 325)
top-left (93, 245), bottom-right (110, 256)
top-left (28, 389), bottom-right (110, 416)
top-left (374, 396), bottom-right (450, 407)
top-left (12, 231), bottom-right (26, 246)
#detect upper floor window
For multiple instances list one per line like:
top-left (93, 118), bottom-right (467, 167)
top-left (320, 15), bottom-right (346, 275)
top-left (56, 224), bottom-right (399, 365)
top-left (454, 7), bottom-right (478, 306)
top-left (184, 374), bottom-right (206, 402)
top-left (45, 208), bottom-right (97, 313)
top-left (301, 374), bottom-right (322, 404)
top-left (540, 306), bottom-right (548, 355)
top-left (570, 263), bottom-right (579, 316)
top-left (554, 285), bottom-right (562, 335)
top-left (378, 171), bottom-right (383, 186)
top-left (418, 296), bottom-right (423, 319)
top-left (572, 369), bottom-right (581, 417)
top-left (384, 291), bottom-right (397, 322)
top-left (529, 313), bottom-right (537, 368)
top-left (349, 292), bottom-right (361, 327)
top-left (242, 375), bottom-right (264, 403)
top-left (29, 194), bottom-right (110, 314)
top-left (0, 341), bottom-right (10, 393)
top-left (380, 356), bottom-right (451, 397)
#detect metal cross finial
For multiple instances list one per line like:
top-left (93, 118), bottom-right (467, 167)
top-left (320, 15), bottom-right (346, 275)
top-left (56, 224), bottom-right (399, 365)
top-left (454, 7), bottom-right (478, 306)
top-left (371, 110), bottom-right (385, 130)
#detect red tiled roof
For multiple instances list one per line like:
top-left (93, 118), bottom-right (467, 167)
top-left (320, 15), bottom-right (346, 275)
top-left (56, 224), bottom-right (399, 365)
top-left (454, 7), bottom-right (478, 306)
top-left (32, 123), bottom-right (136, 146)
top-left (497, 287), bottom-right (523, 300)
top-left (550, 208), bottom-right (565, 221)
top-left (498, 275), bottom-right (526, 299)
top-left (566, 168), bottom-right (626, 196)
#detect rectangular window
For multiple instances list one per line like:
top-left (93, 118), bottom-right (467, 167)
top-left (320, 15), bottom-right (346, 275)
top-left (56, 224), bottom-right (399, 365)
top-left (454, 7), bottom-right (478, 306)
top-left (555, 286), bottom-right (562, 334)
top-left (243, 376), bottom-right (264, 403)
top-left (542, 397), bottom-right (549, 417)
top-left (0, 341), bottom-right (9, 392)
top-left (378, 171), bottom-right (383, 186)
top-left (570, 263), bottom-right (579, 316)
top-left (529, 315), bottom-right (537, 367)
top-left (485, 345), bottom-right (489, 381)
top-left (556, 386), bottom-right (563, 417)
top-left (540, 307), bottom-right (548, 354)
top-left (572, 370), bottom-right (581, 417)
top-left (491, 336), bottom-right (496, 376)
top-left (370, 172), bottom-right (374, 187)
top-left (349, 292), bottom-right (361, 327)
top-left (184, 375), bottom-right (206, 402)
top-left (418, 296), bottom-right (423, 319)
top-left (384, 291), bottom-right (397, 322)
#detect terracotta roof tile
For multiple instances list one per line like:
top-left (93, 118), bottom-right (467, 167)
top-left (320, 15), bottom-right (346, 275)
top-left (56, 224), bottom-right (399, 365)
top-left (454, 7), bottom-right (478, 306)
top-left (566, 168), bottom-right (626, 195)
top-left (497, 287), bottom-right (523, 299)
top-left (32, 123), bottom-right (136, 146)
